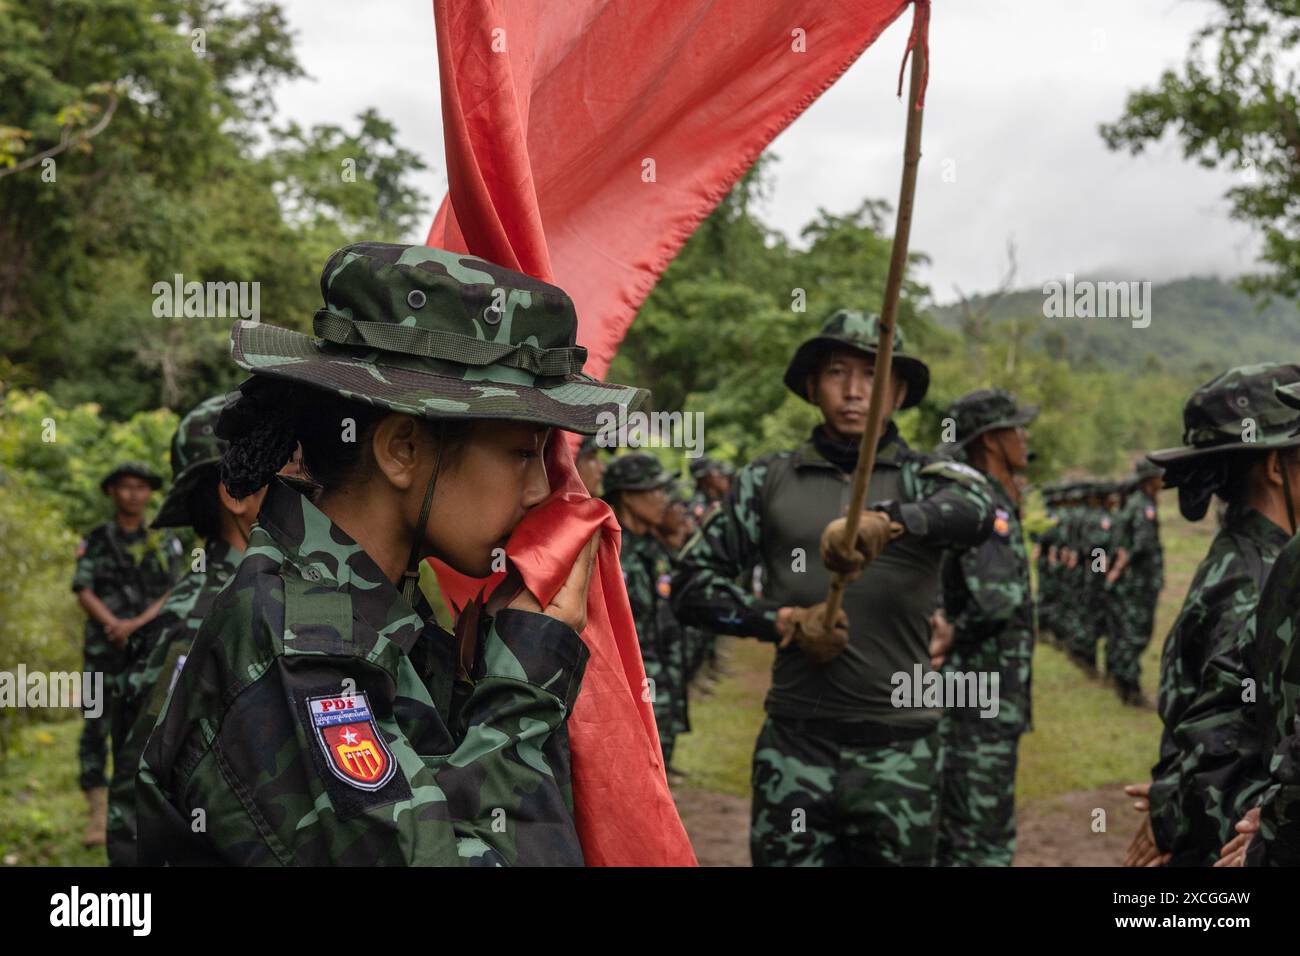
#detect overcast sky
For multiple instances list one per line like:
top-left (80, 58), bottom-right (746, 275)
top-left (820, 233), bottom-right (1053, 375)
top-left (271, 0), bottom-right (1256, 305)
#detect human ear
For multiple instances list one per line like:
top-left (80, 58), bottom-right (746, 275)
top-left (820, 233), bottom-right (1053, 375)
top-left (892, 379), bottom-right (909, 411)
top-left (370, 414), bottom-right (423, 492)
top-left (218, 481), bottom-right (255, 518)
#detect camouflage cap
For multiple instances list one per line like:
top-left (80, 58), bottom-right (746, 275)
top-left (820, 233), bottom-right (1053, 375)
top-left (689, 456), bottom-right (734, 480)
top-left (937, 387), bottom-right (1037, 455)
top-left (783, 309), bottom-right (930, 409)
top-left (101, 461), bottom-right (162, 493)
top-left (1148, 363), bottom-right (1300, 468)
top-left (228, 242), bottom-right (649, 435)
top-left (153, 394), bottom-right (230, 528)
top-left (1133, 458), bottom-right (1163, 481)
top-left (602, 453), bottom-right (675, 494)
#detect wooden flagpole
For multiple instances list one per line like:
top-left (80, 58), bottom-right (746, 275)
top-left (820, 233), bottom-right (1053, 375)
top-left (821, 9), bottom-right (928, 629)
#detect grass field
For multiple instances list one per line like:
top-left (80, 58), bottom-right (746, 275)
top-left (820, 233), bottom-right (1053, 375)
top-left (0, 489), bottom-right (1219, 865)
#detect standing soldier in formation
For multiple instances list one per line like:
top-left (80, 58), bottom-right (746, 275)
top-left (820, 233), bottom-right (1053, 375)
top-left (1105, 461), bottom-right (1165, 705)
top-left (71, 462), bottom-right (182, 847)
top-left (1233, 378), bottom-right (1300, 867)
top-left (688, 457), bottom-right (733, 525)
top-left (673, 309), bottom-right (993, 866)
top-left (105, 395), bottom-right (282, 865)
top-left (1125, 364), bottom-right (1300, 867)
top-left (605, 452), bottom-right (690, 773)
top-left (136, 243), bottom-right (640, 865)
top-left (1067, 481), bottom-right (1115, 676)
top-left (933, 388), bottom-right (1037, 866)
top-left (1033, 482), bottom-right (1070, 645)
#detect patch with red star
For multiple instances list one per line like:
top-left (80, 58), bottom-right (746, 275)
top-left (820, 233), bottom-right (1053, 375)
top-left (308, 693), bottom-right (396, 792)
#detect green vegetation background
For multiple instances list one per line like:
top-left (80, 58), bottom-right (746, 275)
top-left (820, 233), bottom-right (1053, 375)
top-left (3, 0), bottom-right (1297, 865)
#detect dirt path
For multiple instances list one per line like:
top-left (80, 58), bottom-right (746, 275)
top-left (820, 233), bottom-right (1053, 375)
top-left (674, 783), bottom-right (1135, 867)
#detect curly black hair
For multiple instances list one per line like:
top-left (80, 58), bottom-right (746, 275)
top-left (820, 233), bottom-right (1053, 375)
top-left (220, 379), bottom-right (472, 500)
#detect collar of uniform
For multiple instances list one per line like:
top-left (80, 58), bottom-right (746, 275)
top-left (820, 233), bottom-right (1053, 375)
top-left (256, 478), bottom-right (428, 655)
top-left (201, 537), bottom-right (243, 579)
top-left (794, 420), bottom-right (906, 472)
top-left (1225, 501), bottom-right (1293, 549)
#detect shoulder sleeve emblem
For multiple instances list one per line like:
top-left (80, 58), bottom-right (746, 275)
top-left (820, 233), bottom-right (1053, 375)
top-left (1145, 505), bottom-right (1156, 521)
top-left (993, 508), bottom-right (1011, 538)
top-left (656, 572), bottom-right (672, 599)
top-left (309, 693), bottom-right (396, 791)
top-left (1101, 517), bottom-right (1111, 530)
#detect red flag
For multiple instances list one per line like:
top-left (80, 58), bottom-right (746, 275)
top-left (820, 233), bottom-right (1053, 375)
top-left (427, 0), bottom-right (917, 866)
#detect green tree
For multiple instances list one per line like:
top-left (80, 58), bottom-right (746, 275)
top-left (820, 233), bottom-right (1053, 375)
top-left (1100, 0), bottom-right (1300, 298)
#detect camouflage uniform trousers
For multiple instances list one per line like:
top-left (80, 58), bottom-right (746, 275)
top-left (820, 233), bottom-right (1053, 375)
top-left (78, 628), bottom-right (126, 790)
top-left (935, 717), bottom-right (1021, 866)
top-left (749, 716), bottom-right (942, 866)
top-left (1104, 581), bottom-right (1159, 689)
top-left (1066, 571), bottom-right (1108, 668)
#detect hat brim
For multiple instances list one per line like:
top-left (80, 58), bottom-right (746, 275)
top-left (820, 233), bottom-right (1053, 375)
top-left (951, 404), bottom-right (1040, 450)
top-left (783, 338), bottom-right (930, 409)
top-left (232, 322), bottom-right (649, 436)
top-left (152, 459), bottom-right (220, 528)
top-left (1147, 433), bottom-right (1300, 467)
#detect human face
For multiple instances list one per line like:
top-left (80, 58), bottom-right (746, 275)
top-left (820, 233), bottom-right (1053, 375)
top-left (622, 485), bottom-right (669, 529)
top-left (425, 421), bottom-right (552, 577)
top-left (109, 476), bottom-right (153, 519)
top-left (577, 450), bottom-right (605, 497)
top-left (809, 349), bottom-right (906, 440)
top-left (998, 425), bottom-right (1031, 472)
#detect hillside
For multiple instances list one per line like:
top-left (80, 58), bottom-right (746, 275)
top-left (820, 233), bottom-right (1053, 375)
top-left (930, 276), bottom-right (1300, 373)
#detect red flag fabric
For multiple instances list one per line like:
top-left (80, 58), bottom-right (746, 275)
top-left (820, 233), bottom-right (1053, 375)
top-left (426, 0), bottom-right (917, 866)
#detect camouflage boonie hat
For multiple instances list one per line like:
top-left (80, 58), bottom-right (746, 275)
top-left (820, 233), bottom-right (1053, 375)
top-left (602, 453), bottom-right (675, 494)
top-left (937, 388), bottom-right (1037, 455)
top-left (783, 309), bottom-right (930, 409)
top-left (1278, 380), bottom-right (1300, 426)
top-left (1148, 363), bottom-right (1300, 468)
top-left (153, 394), bottom-right (229, 528)
top-left (226, 242), bottom-right (648, 435)
top-left (101, 461), bottom-right (162, 493)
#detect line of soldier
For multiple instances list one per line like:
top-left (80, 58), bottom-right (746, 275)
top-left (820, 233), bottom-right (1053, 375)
top-left (1036, 467), bottom-right (1166, 706)
top-left (67, 244), bottom-right (1300, 867)
top-left (573, 438), bottom-right (733, 780)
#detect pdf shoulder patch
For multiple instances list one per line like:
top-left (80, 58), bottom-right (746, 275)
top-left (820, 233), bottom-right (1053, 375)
top-left (309, 693), bottom-right (397, 791)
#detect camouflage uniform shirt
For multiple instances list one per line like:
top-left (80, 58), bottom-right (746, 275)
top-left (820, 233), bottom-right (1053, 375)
top-left (136, 480), bottom-right (590, 866)
top-left (1149, 504), bottom-right (1287, 861)
top-left (107, 538), bottom-right (242, 866)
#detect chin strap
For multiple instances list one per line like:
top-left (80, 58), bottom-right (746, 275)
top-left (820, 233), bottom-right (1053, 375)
top-left (401, 446), bottom-right (443, 606)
